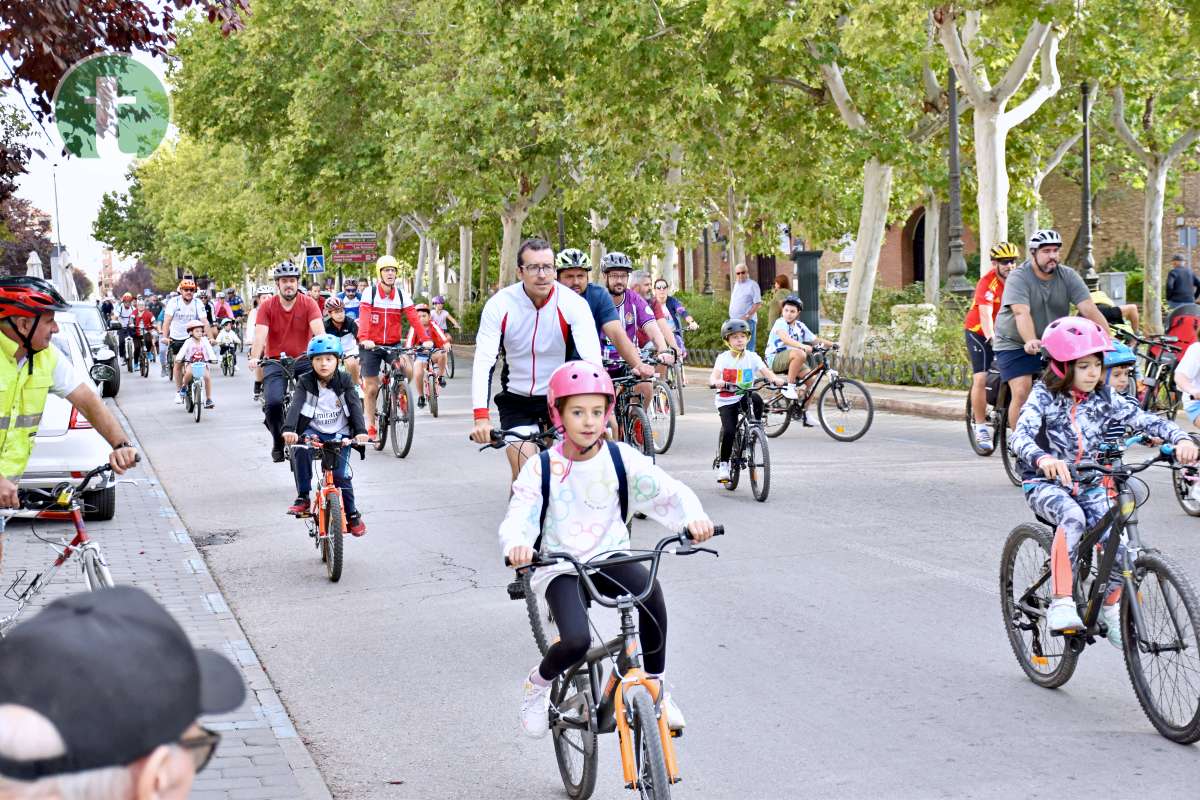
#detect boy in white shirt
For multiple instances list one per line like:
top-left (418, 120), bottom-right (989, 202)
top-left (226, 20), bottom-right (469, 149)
top-left (763, 295), bottom-right (835, 401)
top-left (216, 319), bottom-right (241, 370)
top-left (174, 319), bottom-right (218, 408)
top-left (708, 319), bottom-right (785, 483)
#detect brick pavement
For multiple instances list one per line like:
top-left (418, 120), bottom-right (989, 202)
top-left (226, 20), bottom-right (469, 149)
top-left (1, 400), bottom-right (332, 800)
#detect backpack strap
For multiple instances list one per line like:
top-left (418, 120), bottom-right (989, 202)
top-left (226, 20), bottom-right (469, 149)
top-left (535, 449), bottom-right (551, 551)
top-left (536, 444), bottom-right (628, 550)
top-left (607, 441), bottom-right (629, 523)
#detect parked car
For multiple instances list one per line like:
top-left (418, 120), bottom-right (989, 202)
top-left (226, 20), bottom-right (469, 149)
top-left (68, 300), bottom-right (120, 397)
top-left (22, 313), bottom-right (120, 521)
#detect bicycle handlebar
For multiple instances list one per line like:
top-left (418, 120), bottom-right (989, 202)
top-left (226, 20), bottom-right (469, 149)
top-left (505, 526), bottom-right (725, 607)
top-left (475, 428), bottom-right (555, 451)
top-left (709, 378), bottom-right (775, 392)
top-left (12, 457), bottom-right (140, 510)
top-left (1070, 444), bottom-right (1182, 483)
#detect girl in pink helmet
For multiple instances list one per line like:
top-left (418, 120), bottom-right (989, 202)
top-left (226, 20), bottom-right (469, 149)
top-left (499, 361), bottom-right (715, 739)
top-left (1010, 316), bottom-right (1198, 641)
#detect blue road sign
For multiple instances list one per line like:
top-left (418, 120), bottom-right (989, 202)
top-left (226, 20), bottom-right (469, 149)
top-left (304, 245), bottom-right (325, 274)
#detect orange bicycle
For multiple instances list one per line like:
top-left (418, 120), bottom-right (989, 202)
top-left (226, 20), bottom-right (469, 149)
top-left (507, 526), bottom-right (724, 799)
top-left (292, 437), bottom-right (357, 582)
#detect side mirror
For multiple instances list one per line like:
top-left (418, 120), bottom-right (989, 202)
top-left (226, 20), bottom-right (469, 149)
top-left (89, 364), bottom-right (116, 384)
top-left (108, 322), bottom-right (121, 331)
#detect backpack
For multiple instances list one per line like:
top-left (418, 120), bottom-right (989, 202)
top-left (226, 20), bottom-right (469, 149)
top-left (535, 441), bottom-right (628, 551)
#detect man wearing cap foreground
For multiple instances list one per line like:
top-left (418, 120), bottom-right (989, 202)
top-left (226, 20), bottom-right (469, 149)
top-left (0, 586), bottom-right (245, 799)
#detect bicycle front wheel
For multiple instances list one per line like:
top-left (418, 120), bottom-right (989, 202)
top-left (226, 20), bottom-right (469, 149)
top-left (816, 378), bottom-right (873, 442)
top-left (648, 381), bottom-right (675, 455)
top-left (748, 426), bottom-right (770, 502)
top-left (139, 353), bottom-right (149, 378)
top-left (81, 547), bottom-right (115, 591)
top-left (966, 394), bottom-right (994, 456)
top-left (193, 384), bottom-right (202, 423)
top-left (626, 685), bottom-right (671, 800)
top-left (623, 405), bottom-right (654, 459)
top-left (999, 523), bottom-right (1078, 688)
top-left (391, 378), bottom-right (415, 458)
top-left (1174, 465), bottom-right (1200, 517)
top-left (552, 674), bottom-right (598, 799)
top-left (373, 383), bottom-right (389, 451)
top-left (446, 348), bottom-right (456, 379)
top-left (427, 376), bottom-right (439, 418)
top-left (1123, 550), bottom-right (1200, 743)
top-left (759, 389), bottom-right (791, 438)
top-left (998, 423), bottom-right (1022, 487)
top-left (324, 493), bottom-right (344, 583)
top-left (670, 363), bottom-right (685, 416)
top-left (522, 572), bottom-right (553, 656)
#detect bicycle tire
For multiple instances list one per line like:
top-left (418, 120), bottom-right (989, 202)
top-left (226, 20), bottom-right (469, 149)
top-left (194, 383), bottom-right (202, 423)
top-left (125, 341), bottom-right (134, 372)
top-left (624, 405), bottom-right (655, 459)
top-left (998, 422), bottom-right (1023, 487)
top-left (748, 426), bottom-right (770, 502)
top-left (760, 389), bottom-right (791, 438)
top-left (373, 382), bottom-right (389, 451)
top-left (1174, 465), bottom-right (1200, 517)
top-left (626, 685), bottom-right (671, 800)
top-left (552, 674), bottom-right (598, 799)
top-left (81, 547), bottom-right (115, 591)
top-left (447, 348), bottom-right (456, 379)
top-left (390, 378), bottom-right (415, 458)
top-left (816, 377), bottom-right (873, 442)
top-left (523, 572), bottom-right (553, 656)
top-left (726, 429), bottom-right (742, 491)
top-left (1122, 550), bottom-right (1200, 743)
top-left (966, 394), bottom-right (995, 456)
top-left (649, 380), bottom-right (675, 455)
top-left (999, 523), bottom-right (1079, 688)
top-left (324, 492), bottom-right (344, 583)
top-left (427, 376), bottom-right (439, 418)
top-left (139, 352), bottom-right (149, 378)
top-left (671, 363), bottom-right (685, 416)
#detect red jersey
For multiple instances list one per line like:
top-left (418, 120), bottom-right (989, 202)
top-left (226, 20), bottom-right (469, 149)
top-left (964, 269), bottom-right (1005, 334)
top-left (257, 294), bottom-right (322, 358)
top-left (403, 320), bottom-right (448, 348)
top-left (133, 310), bottom-right (156, 334)
top-left (357, 282), bottom-right (433, 345)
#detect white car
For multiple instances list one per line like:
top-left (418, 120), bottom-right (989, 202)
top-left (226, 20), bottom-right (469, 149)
top-left (20, 313), bottom-right (120, 521)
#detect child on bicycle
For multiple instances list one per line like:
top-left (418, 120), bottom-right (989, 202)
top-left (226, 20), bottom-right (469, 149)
top-left (174, 319), bottom-right (217, 409)
top-left (282, 334), bottom-right (369, 536)
top-left (764, 295), bottom-right (835, 402)
top-left (709, 319), bottom-right (785, 484)
top-left (1009, 316), bottom-right (1198, 645)
top-left (323, 297), bottom-right (361, 386)
top-left (403, 304), bottom-right (447, 409)
top-left (501, 361), bottom-right (715, 739)
top-left (216, 319), bottom-right (240, 367)
top-left (1103, 341), bottom-right (1137, 398)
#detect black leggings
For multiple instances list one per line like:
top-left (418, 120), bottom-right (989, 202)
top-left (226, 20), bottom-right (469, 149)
top-left (718, 395), bottom-right (762, 461)
top-left (537, 561), bottom-right (668, 681)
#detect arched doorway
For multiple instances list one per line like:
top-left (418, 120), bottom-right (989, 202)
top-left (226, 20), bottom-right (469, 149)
top-left (900, 207), bottom-right (926, 286)
top-left (911, 212), bottom-right (925, 285)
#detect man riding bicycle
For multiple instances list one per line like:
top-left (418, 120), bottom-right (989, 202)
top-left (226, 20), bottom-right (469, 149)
top-left (965, 241), bottom-right (1019, 452)
top-left (0, 277), bottom-right (138, 563)
top-left (992, 229), bottom-right (1111, 429)
top-left (113, 292), bottom-right (137, 369)
top-left (161, 279), bottom-right (212, 403)
top-left (601, 253), bottom-right (675, 430)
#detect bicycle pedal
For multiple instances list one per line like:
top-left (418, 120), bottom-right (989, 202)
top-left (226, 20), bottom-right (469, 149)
top-left (670, 728), bottom-right (683, 739)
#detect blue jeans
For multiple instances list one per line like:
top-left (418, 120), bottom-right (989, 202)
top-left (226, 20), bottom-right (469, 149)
top-left (290, 431), bottom-right (357, 517)
top-left (747, 317), bottom-right (758, 354)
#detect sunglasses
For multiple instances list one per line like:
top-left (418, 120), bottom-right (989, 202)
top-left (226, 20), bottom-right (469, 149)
top-left (735, 271), bottom-right (748, 276)
top-left (996, 259), bottom-right (1017, 265)
top-left (179, 726), bottom-right (221, 772)
top-left (654, 284), bottom-right (668, 290)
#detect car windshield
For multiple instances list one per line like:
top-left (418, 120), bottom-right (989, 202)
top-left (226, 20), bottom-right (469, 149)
top-left (72, 305), bottom-right (105, 332)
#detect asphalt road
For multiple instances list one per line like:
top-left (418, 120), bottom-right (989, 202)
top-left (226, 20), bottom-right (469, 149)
top-left (116, 353), bottom-right (1200, 800)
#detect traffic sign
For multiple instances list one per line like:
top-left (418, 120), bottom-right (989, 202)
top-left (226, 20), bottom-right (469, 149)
top-left (305, 245), bottom-right (325, 274)
top-left (332, 231), bottom-right (377, 264)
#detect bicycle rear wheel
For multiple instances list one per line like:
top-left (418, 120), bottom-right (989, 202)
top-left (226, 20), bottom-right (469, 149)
top-left (726, 430), bottom-right (742, 491)
top-left (648, 381), bottom-right (675, 455)
top-left (966, 394), bottom-right (995, 456)
top-left (446, 348), bottom-right (456, 379)
top-left (1122, 550), bottom-right (1200, 743)
top-left (323, 493), bottom-right (344, 583)
top-left (81, 547), bottom-right (115, 590)
top-left (748, 426), bottom-right (770, 502)
top-left (626, 685), bottom-right (671, 800)
top-left (373, 382), bottom-right (389, 451)
top-left (552, 674), bottom-right (598, 799)
top-left (390, 378), bottom-right (415, 458)
top-left (427, 375), bottom-right (439, 418)
top-left (999, 523), bottom-right (1078, 688)
top-left (1174, 464), bottom-right (1200, 516)
top-left (759, 389), bottom-right (791, 438)
top-left (623, 405), bottom-right (654, 459)
top-left (816, 378), bottom-right (873, 442)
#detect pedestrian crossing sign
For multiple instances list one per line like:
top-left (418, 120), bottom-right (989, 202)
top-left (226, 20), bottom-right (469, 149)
top-left (304, 245), bottom-right (325, 274)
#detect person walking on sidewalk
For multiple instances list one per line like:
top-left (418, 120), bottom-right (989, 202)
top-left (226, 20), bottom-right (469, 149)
top-left (248, 261), bottom-right (325, 463)
top-left (729, 263), bottom-right (762, 353)
top-left (0, 277), bottom-right (138, 570)
top-left (964, 241), bottom-right (1019, 452)
top-left (1165, 253), bottom-right (1200, 312)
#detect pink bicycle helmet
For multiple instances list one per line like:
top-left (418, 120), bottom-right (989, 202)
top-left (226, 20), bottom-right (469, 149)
top-left (1042, 316), bottom-right (1112, 376)
top-left (546, 361), bottom-right (615, 432)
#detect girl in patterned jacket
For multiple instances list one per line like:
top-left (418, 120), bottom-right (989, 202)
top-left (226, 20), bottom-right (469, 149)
top-left (1010, 317), bottom-right (1199, 642)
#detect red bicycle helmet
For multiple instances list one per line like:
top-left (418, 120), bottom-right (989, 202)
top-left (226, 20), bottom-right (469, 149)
top-left (0, 276), bottom-right (71, 318)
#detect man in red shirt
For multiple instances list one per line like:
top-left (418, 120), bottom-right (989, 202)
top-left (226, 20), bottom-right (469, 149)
top-left (965, 241), bottom-right (1019, 453)
top-left (249, 261), bottom-right (325, 462)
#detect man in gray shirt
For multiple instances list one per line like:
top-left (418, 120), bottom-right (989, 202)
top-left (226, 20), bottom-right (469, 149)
top-left (729, 263), bottom-right (763, 351)
top-left (993, 228), bottom-right (1110, 427)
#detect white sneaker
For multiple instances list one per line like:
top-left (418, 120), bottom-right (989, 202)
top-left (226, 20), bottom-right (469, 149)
top-left (716, 462), bottom-right (730, 483)
top-left (975, 425), bottom-right (994, 453)
top-left (661, 692), bottom-right (686, 731)
top-left (174, 393), bottom-right (182, 404)
top-left (1101, 601), bottom-right (1122, 649)
top-left (519, 675), bottom-right (551, 738)
top-left (782, 385), bottom-right (799, 401)
top-left (1047, 597), bottom-right (1084, 632)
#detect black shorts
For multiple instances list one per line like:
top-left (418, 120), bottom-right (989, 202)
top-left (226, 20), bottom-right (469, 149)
top-left (964, 330), bottom-right (994, 374)
top-left (494, 391), bottom-right (551, 432)
top-left (1098, 304), bottom-right (1124, 326)
top-left (168, 338), bottom-right (187, 359)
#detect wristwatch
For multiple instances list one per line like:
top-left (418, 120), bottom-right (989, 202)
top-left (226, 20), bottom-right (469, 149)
top-left (112, 441), bottom-right (134, 451)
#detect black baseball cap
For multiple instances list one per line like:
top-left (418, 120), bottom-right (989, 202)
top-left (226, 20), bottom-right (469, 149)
top-left (1173, 253), bottom-right (1187, 262)
top-left (0, 586), bottom-right (245, 780)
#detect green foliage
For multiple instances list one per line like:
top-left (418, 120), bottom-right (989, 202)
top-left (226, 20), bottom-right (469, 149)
top-left (1126, 270), bottom-right (1145, 303)
top-left (1100, 245), bottom-right (1142, 273)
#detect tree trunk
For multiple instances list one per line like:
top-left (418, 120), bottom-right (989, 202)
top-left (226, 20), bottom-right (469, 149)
top-left (430, 239), bottom-right (441, 298)
top-left (414, 232), bottom-right (428, 297)
top-left (385, 221), bottom-right (396, 257)
top-left (500, 209), bottom-right (528, 287)
top-left (1023, 207), bottom-right (1038, 253)
top-left (458, 225), bottom-right (471, 309)
top-left (660, 144), bottom-right (683, 291)
top-left (1143, 160), bottom-right (1169, 335)
top-left (683, 244), bottom-right (695, 293)
top-left (479, 242), bottom-right (490, 298)
top-left (839, 158), bottom-right (894, 359)
top-left (923, 192), bottom-right (942, 305)
top-left (725, 185), bottom-right (740, 270)
top-left (589, 209), bottom-right (608, 283)
top-left (972, 110), bottom-right (1008, 268)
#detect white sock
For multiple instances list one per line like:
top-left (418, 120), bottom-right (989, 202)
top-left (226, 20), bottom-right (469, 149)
top-left (528, 667), bottom-right (551, 688)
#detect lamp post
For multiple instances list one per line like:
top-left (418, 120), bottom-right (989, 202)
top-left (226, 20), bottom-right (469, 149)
top-left (944, 67), bottom-right (972, 296)
top-left (702, 227), bottom-right (713, 295)
top-left (1080, 81), bottom-right (1097, 281)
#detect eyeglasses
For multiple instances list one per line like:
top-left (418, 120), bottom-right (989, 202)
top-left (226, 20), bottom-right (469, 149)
top-left (521, 264), bottom-right (555, 275)
top-left (735, 271), bottom-right (748, 276)
top-left (179, 726), bottom-right (221, 773)
top-left (996, 259), bottom-right (1017, 265)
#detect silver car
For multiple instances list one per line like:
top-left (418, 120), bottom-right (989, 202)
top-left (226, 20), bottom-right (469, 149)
top-left (67, 301), bottom-right (120, 397)
top-left (20, 313), bottom-right (120, 521)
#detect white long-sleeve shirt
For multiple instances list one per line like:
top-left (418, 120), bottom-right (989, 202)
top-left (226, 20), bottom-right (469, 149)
top-left (472, 282), bottom-right (602, 419)
top-left (498, 442), bottom-right (706, 594)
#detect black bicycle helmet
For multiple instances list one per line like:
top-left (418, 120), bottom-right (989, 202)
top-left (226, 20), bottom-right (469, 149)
top-left (720, 319), bottom-right (750, 339)
top-left (555, 248), bottom-right (591, 272)
top-left (781, 294), bottom-right (803, 312)
top-left (600, 252), bottom-right (633, 273)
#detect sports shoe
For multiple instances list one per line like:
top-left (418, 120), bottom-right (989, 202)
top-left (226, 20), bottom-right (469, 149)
top-left (716, 462), bottom-right (731, 483)
top-left (347, 513), bottom-right (367, 537)
top-left (438, 376), bottom-right (447, 388)
top-left (661, 691), bottom-right (686, 732)
top-left (1047, 597), bottom-right (1084, 633)
top-left (271, 447), bottom-right (285, 463)
top-left (288, 496), bottom-right (310, 516)
top-left (1101, 601), bottom-right (1122, 648)
top-left (975, 425), bottom-right (994, 453)
top-left (520, 675), bottom-right (551, 738)
top-left (367, 425), bottom-right (378, 440)
top-left (173, 393), bottom-right (182, 404)
top-left (782, 384), bottom-right (799, 401)
top-left (418, 395), bottom-right (426, 409)
top-left (204, 400), bottom-right (214, 409)
top-left (800, 411), bottom-right (815, 428)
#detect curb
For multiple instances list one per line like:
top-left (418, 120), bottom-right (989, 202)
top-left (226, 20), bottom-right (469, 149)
top-left (109, 398), bottom-right (334, 800)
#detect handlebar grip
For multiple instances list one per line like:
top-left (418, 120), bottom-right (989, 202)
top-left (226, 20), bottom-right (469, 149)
top-left (683, 524), bottom-right (724, 540)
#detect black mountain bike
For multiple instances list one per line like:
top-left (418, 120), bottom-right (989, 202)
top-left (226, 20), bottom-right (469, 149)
top-left (759, 344), bottom-right (873, 442)
top-left (259, 356), bottom-right (298, 417)
top-left (610, 368), bottom-right (655, 459)
top-left (640, 352), bottom-right (676, 455)
top-left (965, 366), bottom-right (1026, 486)
top-left (1000, 439), bottom-right (1200, 743)
top-left (1124, 331), bottom-right (1184, 421)
top-left (507, 527), bottom-right (724, 800)
top-left (370, 345), bottom-right (415, 458)
top-left (712, 379), bottom-right (772, 502)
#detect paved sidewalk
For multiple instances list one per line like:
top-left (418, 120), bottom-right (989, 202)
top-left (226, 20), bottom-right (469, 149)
top-left (1, 399), bottom-right (331, 800)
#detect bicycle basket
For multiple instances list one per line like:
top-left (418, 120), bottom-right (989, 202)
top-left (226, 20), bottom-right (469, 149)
top-left (190, 362), bottom-right (206, 379)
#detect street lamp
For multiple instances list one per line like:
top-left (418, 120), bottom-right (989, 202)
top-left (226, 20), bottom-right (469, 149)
top-left (1080, 82), bottom-right (1098, 282)
top-left (944, 67), bottom-right (972, 296)
top-left (702, 226), bottom-right (713, 295)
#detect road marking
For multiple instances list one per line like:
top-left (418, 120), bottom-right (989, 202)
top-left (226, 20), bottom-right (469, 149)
top-left (842, 539), bottom-right (998, 596)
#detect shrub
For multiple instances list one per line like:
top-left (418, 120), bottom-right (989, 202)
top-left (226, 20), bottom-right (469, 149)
top-left (1101, 245), bottom-right (1142, 273)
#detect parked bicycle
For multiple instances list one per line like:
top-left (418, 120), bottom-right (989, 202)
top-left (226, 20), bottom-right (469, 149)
top-left (609, 366), bottom-right (655, 459)
top-left (0, 462), bottom-right (135, 636)
top-left (370, 344), bottom-right (416, 458)
top-left (290, 437), bottom-right (359, 583)
top-left (506, 527), bottom-right (724, 800)
top-left (758, 344), bottom-right (874, 442)
top-left (1000, 439), bottom-right (1200, 743)
top-left (711, 378), bottom-right (772, 502)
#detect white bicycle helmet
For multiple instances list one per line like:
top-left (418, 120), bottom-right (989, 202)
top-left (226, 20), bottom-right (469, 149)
top-left (1028, 229), bottom-right (1063, 251)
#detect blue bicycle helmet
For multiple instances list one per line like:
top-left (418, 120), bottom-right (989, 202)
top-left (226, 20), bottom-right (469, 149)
top-left (307, 333), bottom-right (343, 358)
top-left (1104, 342), bottom-right (1136, 368)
